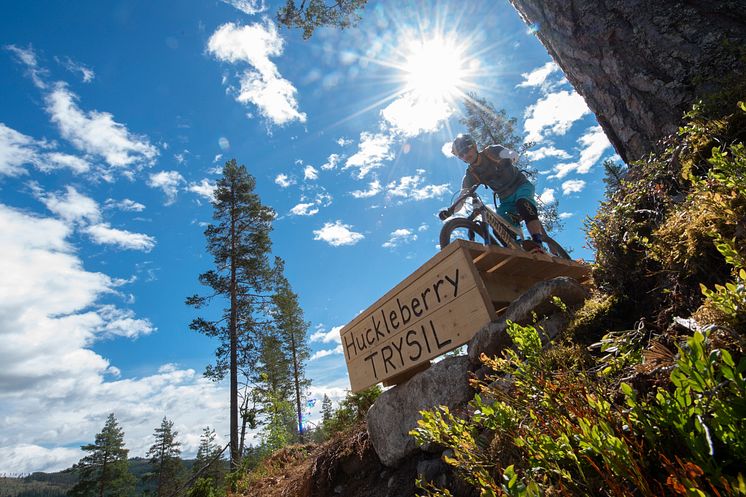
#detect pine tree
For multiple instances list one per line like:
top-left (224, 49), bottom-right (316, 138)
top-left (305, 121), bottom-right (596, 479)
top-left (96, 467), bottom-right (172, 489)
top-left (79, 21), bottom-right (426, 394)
top-left (321, 394), bottom-right (333, 424)
top-left (68, 413), bottom-right (135, 497)
top-left (270, 261), bottom-right (311, 441)
top-left (459, 93), bottom-right (563, 233)
top-left (602, 158), bottom-right (627, 195)
top-left (186, 159), bottom-right (276, 469)
top-left (144, 417), bottom-right (182, 497)
top-left (192, 427), bottom-right (225, 491)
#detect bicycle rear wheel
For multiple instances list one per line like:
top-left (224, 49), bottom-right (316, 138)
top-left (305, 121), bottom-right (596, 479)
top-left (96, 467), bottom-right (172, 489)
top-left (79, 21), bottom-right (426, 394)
top-left (543, 235), bottom-right (571, 260)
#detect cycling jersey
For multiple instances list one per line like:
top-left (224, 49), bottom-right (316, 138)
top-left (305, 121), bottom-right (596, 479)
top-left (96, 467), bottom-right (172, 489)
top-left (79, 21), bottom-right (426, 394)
top-left (460, 145), bottom-right (527, 200)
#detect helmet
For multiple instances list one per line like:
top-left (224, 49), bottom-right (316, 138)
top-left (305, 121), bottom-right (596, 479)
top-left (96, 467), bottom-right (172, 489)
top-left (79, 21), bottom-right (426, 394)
top-left (452, 133), bottom-right (476, 157)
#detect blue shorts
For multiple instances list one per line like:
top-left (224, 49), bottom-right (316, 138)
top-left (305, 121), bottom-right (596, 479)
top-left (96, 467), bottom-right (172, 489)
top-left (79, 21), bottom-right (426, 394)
top-left (498, 182), bottom-right (536, 227)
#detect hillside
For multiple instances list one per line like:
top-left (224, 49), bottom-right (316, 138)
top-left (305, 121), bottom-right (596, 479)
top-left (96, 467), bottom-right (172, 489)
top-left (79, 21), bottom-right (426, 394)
top-left (229, 91), bottom-right (746, 496)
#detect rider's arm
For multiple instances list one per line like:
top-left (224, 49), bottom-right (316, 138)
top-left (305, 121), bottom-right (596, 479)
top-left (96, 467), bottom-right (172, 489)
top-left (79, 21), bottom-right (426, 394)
top-left (483, 144), bottom-right (518, 164)
top-left (451, 174), bottom-right (476, 213)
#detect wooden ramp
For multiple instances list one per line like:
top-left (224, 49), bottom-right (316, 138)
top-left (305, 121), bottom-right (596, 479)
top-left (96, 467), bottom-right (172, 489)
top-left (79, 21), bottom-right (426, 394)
top-left (340, 240), bottom-right (591, 392)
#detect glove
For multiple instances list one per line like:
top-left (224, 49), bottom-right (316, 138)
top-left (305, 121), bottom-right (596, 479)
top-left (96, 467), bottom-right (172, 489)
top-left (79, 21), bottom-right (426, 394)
top-left (438, 209), bottom-right (452, 221)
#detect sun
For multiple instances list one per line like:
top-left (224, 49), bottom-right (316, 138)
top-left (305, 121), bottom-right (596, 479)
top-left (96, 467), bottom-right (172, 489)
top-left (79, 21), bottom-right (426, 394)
top-left (403, 36), bottom-right (468, 101)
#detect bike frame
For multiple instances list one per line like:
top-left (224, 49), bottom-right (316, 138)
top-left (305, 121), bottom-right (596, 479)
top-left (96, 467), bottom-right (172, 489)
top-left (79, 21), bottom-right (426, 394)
top-left (453, 187), bottom-right (524, 249)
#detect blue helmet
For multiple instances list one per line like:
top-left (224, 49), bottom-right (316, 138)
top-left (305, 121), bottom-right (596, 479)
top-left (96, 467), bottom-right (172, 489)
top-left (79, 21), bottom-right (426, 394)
top-left (452, 133), bottom-right (476, 157)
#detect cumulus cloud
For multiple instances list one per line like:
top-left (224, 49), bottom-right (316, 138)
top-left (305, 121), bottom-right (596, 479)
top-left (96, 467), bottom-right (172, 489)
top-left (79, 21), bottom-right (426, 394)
top-left (550, 125), bottom-right (613, 179)
top-left (523, 90), bottom-right (590, 143)
top-left (0, 205), bottom-right (228, 474)
top-left (274, 173), bottom-right (295, 188)
top-left (524, 145), bottom-right (571, 161)
top-left (310, 325), bottom-right (342, 344)
top-left (289, 202), bottom-right (319, 216)
top-left (45, 82), bottom-right (158, 170)
top-left (0, 123), bottom-right (92, 176)
top-left (539, 188), bottom-right (556, 204)
top-left (313, 220), bottom-right (364, 247)
top-left (386, 171), bottom-right (449, 201)
top-left (343, 132), bottom-right (393, 179)
top-left (350, 179), bottom-right (381, 199)
top-left (188, 179), bottom-right (217, 201)
top-left (207, 21), bottom-right (306, 126)
top-left (303, 165), bottom-right (318, 181)
top-left (221, 0), bottom-right (267, 15)
top-left (36, 185), bottom-right (101, 225)
top-left (84, 224), bottom-right (156, 251)
top-left (147, 171), bottom-right (185, 205)
top-left (336, 137), bottom-right (353, 147)
top-left (559, 212), bottom-right (574, 219)
top-left (561, 179), bottom-right (587, 195)
top-left (321, 153), bottom-right (341, 171)
top-left (380, 93), bottom-right (454, 137)
top-left (310, 345), bottom-right (343, 361)
top-left (382, 228), bottom-right (417, 248)
top-left (517, 62), bottom-right (559, 88)
top-left (104, 198), bottom-right (146, 212)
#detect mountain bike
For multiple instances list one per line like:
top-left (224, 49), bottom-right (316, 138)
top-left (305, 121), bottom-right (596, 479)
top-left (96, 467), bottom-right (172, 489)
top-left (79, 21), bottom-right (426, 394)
top-left (438, 185), bottom-right (571, 259)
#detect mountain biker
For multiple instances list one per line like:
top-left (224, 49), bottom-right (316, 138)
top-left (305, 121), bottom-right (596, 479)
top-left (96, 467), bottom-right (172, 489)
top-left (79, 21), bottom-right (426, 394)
top-left (439, 133), bottom-right (547, 252)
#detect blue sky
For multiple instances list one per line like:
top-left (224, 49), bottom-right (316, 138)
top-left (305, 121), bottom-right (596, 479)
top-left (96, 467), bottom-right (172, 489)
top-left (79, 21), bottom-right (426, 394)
top-left (0, 0), bottom-right (616, 474)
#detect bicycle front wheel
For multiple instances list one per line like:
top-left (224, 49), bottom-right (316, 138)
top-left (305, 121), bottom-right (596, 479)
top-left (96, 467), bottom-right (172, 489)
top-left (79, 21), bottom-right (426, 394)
top-left (439, 218), bottom-right (490, 249)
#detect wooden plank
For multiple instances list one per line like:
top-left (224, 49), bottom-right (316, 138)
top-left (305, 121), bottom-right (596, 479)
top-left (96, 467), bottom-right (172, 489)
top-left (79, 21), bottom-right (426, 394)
top-left (340, 243), bottom-right (493, 392)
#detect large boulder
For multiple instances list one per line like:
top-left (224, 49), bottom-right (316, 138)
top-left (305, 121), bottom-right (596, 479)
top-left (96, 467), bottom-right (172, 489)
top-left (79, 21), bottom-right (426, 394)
top-left (367, 355), bottom-right (474, 467)
top-left (468, 277), bottom-right (588, 364)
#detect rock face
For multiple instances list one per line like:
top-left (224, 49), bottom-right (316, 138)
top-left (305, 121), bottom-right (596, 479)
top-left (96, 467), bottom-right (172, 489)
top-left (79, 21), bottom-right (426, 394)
top-left (507, 0), bottom-right (746, 163)
top-left (367, 355), bottom-right (474, 467)
top-left (468, 276), bottom-right (588, 364)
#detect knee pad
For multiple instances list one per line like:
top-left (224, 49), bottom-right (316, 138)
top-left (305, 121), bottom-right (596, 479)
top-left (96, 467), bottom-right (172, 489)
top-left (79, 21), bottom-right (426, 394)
top-left (516, 198), bottom-right (539, 223)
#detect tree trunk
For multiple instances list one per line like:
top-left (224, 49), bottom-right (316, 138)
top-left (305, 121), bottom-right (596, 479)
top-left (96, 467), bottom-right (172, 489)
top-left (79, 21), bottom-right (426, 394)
top-left (290, 332), bottom-right (303, 442)
top-left (229, 187), bottom-right (239, 470)
top-left (508, 0), bottom-right (746, 162)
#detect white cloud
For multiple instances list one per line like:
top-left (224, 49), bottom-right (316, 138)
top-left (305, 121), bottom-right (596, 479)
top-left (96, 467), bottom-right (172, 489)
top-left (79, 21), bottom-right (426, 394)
top-left (6, 44), bottom-right (47, 89)
top-left (310, 325), bottom-right (342, 344)
top-left (213, 153), bottom-right (223, 163)
top-left (559, 212), bottom-right (574, 219)
top-left (524, 145), bottom-right (571, 161)
top-left (382, 228), bottom-right (417, 248)
top-left (188, 179), bottom-right (217, 201)
top-left (313, 220), bottom-right (364, 247)
top-left (36, 186), bottom-right (101, 225)
top-left (336, 137), bottom-right (353, 147)
top-left (386, 171), bottom-right (449, 201)
top-left (289, 202), bottom-right (319, 216)
top-left (321, 153), bottom-right (340, 170)
top-left (550, 125), bottom-right (613, 179)
top-left (207, 21), bottom-right (306, 126)
top-left (45, 82), bottom-right (158, 169)
top-left (104, 198), bottom-right (146, 212)
top-left (350, 179), bottom-right (381, 199)
top-left (523, 90), bottom-right (590, 143)
top-left (221, 0), bottom-right (267, 15)
top-left (303, 165), bottom-right (318, 181)
top-left (380, 92), bottom-right (454, 137)
top-left (441, 141), bottom-right (454, 158)
top-left (57, 56), bottom-right (95, 83)
top-left (218, 137), bottom-right (230, 150)
top-left (310, 345), bottom-right (343, 361)
top-left (517, 62), bottom-right (559, 88)
top-left (0, 123), bottom-right (44, 176)
top-left (343, 132), bottom-right (393, 179)
top-left (0, 205), bottom-right (227, 474)
top-left (147, 171), bottom-right (185, 205)
top-left (561, 179), bottom-right (587, 195)
top-left (274, 173), bottom-right (295, 188)
top-left (41, 152), bottom-right (91, 173)
top-left (84, 224), bottom-right (156, 251)
top-left (418, 223), bottom-right (429, 232)
top-left (539, 188), bottom-right (556, 204)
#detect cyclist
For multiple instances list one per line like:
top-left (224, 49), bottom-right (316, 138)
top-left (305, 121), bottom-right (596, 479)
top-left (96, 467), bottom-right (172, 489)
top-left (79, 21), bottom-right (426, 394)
top-left (439, 133), bottom-right (547, 253)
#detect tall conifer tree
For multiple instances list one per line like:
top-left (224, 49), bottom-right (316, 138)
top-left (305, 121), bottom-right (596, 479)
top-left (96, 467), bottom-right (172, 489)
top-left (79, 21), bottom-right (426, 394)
top-left (186, 159), bottom-right (276, 469)
top-left (69, 413), bottom-right (135, 497)
top-left (144, 417), bottom-right (183, 497)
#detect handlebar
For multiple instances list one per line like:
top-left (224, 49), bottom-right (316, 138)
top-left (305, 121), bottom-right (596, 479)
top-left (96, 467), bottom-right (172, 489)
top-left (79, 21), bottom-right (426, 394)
top-left (444, 184), bottom-right (481, 212)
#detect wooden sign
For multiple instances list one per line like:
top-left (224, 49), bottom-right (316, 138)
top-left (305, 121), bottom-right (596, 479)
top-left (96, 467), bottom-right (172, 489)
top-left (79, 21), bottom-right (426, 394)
top-left (340, 242), bottom-right (495, 392)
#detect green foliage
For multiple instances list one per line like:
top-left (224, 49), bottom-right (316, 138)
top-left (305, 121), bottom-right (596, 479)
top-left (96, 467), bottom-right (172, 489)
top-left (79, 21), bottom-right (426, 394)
top-left (276, 0), bottom-right (368, 39)
top-left (622, 331), bottom-right (746, 478)
top-left (588, 322), bottom-right (647, 376)
top-left (143, 417), bottom-right (183, 497)
top-left (68, 414), bottom-right (136, 497)
top-left (586, 98), bottom-right (746, 328)
top-left (321, 386), bottom-right (381, 436)
top-left (411, 321), bottom-right (746, 496)
top-left (192, 426), bottom-right (226, 493)
top-left (186, 477), bottom-right (219, 497)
